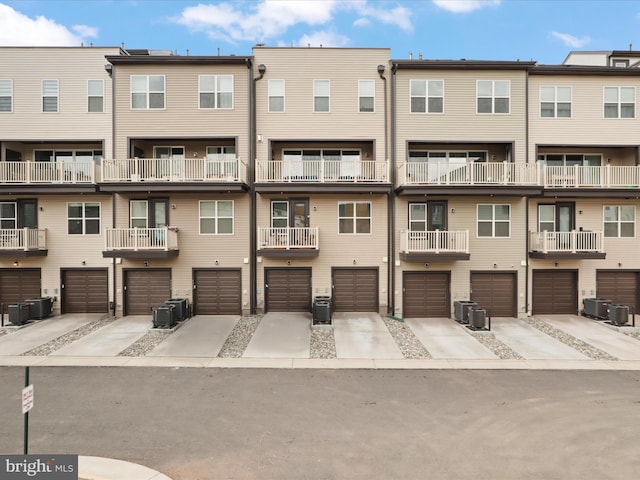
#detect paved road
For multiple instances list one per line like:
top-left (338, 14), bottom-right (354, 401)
top-left (1, 367), bottom-right (639, 480)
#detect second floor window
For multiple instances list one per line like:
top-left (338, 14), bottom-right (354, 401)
top-left (42, 80), bottom-right (58, 112)
top-left (314, 79), bottom-right (330, 112)
top-left (477, 204), bottom-right (510, 237)
top-left (358, 80), bottom-right (375, 112)
top-left (604, 205), bottom-right (635, 237)
top-left (131, 75), bottom-right (165, 109)
top-left (199, 75), bottom-right (233, 109)
top-left (339, 202), bottom-right (371, 234)
top-left (199, 200), bottom-right (233, 234)
top-left (604, 86), bottom-right (635, 118)
top-left (68, 202), bottom-right (100, 235)
top-left (268, 79), bottom-right (285, 112)
top-left (0, 79), bottom-right (12, 112)
top-left (477, 80), bottom-right (509, 114)
top-left (87, 79), bottom-right (104, 113)
top-left (410, 80), bottom-right (443, 113)
top-left (540, 86), bottom-right (571, 118)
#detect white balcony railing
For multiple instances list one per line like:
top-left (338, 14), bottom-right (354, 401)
top-left (0, 161), bottom-right (96, 184)
top-left (400, 230), bottom-right (469, 254)
top-left (101, 157), bottom-right (243, 183)
top-left (258, 227), bottom-right (319, 250)
top-left (104, 227), bottom-right (178, 251)
top-left (529, 231), bottom-right (604, 253)
top-left (398, 161), bottom-right (540, 186)
top-left (0, 228), bottom-right (47, 250)
top-left (255, 160), bottom-right (388, 183)
top-left (543, 165), bottom-right (640, 188)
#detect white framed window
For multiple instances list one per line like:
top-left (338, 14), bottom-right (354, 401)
top-left (131, 75), bottom-right (165, 109)
top-left (314, 79), bottom-right (330, 112)
top-left (409, 203), bottom-right (427, 231)
top-left (268, 79), bottom-right (285, 112)
top-left (477, 204), bottom-right (510, 237)
top-left (477, 80), bottom-right (510, 114)
top-left (604, 86), bottom-right (635, 118)
top-left (410, 80), bottom-right (443, 113)
top-left (0, 202), bottom-right (17, 229)
top-left (540, 86), bottom-right (571, 118)
top-left (68, 202), bottom-right (100, 235)
top-left (338, 202), bottom-right (371, 234)
top-left (271, 201), bottom-right (289, 228)
top-left (537, 205), bottom-right (556, 232)
top-left (87, 79), bottom-right (104, 113)
top-left (604, 205), bottom-right (635, 237)
top-left (358, 80), bottom-right (375, 112)
top-left (199, 75), bottom-right (233, 109)
top-left (199, 200), bottom-right (233, 234)
top-left (42, 79), bottom-right (58, 112)
top-left (130, 200), bottom-right (148, 228)
top-left (0, 79), bottom-right (12, 113)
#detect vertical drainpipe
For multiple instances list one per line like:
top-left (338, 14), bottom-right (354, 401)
top-left (389, 63), bottom-right (397, 315)
top-left (378, 64), bottom-right (391, 315)
top-left (524, 66), bottom-right (530, 316)
top-left (109, 62), bottom-right (117, 318)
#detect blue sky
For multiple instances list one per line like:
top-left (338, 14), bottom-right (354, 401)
top-left (0, 0), bottom-right (639, 64)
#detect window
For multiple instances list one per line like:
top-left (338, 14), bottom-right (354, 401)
top-left (68, 202), bottom-right (100, 235)
top-left (0, 200), bottom-right (37, 229)
top-left (604, 86), bottom-right (635, 118)
top-left (410, 80), bottom-right (443, 113)
top-left (604, 205), bottom-right (635, 237)
top-left (268, 79), bottom-right (285, 112)
top-left (42, 80), bottom-right (58, 112)
top-left (477, 204), bottom-right (510, 237)
top-left (0, 202), bottom-right (17, 229)
top-left (477, 80), bottom-right (509, 114)
top-left (199, 200), bottom-right (233, 234)
top-left (0, 79), bottom-right (12, 112)
top-left (130, 200), bottom-right (148, 228)
top-left (314, 79), bottom-right (330, 112)
top-left (540, 86), bottom-right (571, 117)
top-left (87, 80), bottom-right (104, 112)
top-left (131, 75), bottom-right (165, 109)
top-left (199, 75), bottom-right (233, 109)
top-left (358, 80), bottom-right (375, 112)
top-left (130, 198), bottom-right (168, 229)
top-left (339, 202), bottom-right (371, 234)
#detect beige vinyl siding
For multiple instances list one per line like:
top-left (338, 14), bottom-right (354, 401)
top-left (112, 63), bottom-right (250, 160)
top-left (395, 69), bottom-right (528, 164)
top-left (0, 47), bottom-right (117, 158)
top-left (394, 196), bottom-right (527, 318)
top-left (254, 48), bottom-right (390, 162)
top-left (256, 193), bottom-right (389, 313)
top-left (528, 74), bottom-right (640, 160)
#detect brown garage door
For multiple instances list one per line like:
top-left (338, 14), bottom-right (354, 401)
top-left (265, 268), bottom-right (311, 312)
top-left (471, 272), bottom-right (517, 317)
top-left (62, 269), bottom-right (109, 313)
top-left (124, 269), bottom-right (171, 315)
top-left (332, 268), bottom-right (379, 312)
top-left (194, 269), bottom-right (242, 315)
top-left (0, 268), bottom-right (41, 314)
top-left (532, 270), bottom-right (577, 315)
top-left (596, 271), bottom-right (638, 311)
top-left (403, 272), bottom-right (450, 318)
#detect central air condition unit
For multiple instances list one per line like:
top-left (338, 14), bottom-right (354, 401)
top-left (454, 301), bottom-right (477, 324)
top-left (583, 298), bottom-right (612, 320)
top-left (607, 304), bottom-right (629, 326)
top-left (468, 307), bottom-right (487, 329)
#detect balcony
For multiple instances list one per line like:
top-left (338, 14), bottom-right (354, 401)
top-left (257, 227), bottom-right (319, 257)
top-left (543, 165), bottom-right (640, 190)
top-left (399, 230), bottom-right (470, 262)
top-left (100, 158), bottom-right (247, 193)
top-left (103, 227), bottom-right (179, 259)
top-left (0, 228), bottom-right (47, 257)
top-left (0, 161), bottom-right (97, 193)
top-left (529, 231), bottom-right (605, 259)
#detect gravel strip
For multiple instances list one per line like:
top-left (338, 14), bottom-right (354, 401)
top-left (21, 316), bottom-right (115, 356)
top-left (622, 330), bottom-right (640, 341)
top-left (526, 317), bottom-right (618, 360)
top-left (217, 315), bottom-right (262, 358)
top-left (469, 331), bottom-right (524, 359)
top-left (310, 327), bottom-right (337, 359)
top-left (383, 317), bottom-right (431, 359)
top-left (118, 330), bottom-right (171, 356)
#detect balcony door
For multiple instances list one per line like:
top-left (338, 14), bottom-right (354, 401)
top-left (271, 198), bottom-right (309, 229)
top-left (130, 198), bottom-right (168, 229)
top-left (538, 203), bottom-right (575, 233)
top-left (410, 201), bottom-right (447, 232)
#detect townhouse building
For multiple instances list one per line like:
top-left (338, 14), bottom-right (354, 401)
top-left (1, 45), bottom-right (639, 323)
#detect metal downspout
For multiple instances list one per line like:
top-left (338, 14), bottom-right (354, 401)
top-left (109, 63), bottom-right (117, 318)
top-left (378, 65), bottom-right (392, 315)
top-left (389, 63), bottom-right (398, 316)
top-left (524, 66), bottom-right (530, 316)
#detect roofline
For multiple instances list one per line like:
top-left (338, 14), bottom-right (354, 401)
top-left (391, 59), bottom-right (537, 71)
top-left (531, 65), bottom-right (640, 76)
top-left (105, 55), bottom-right (252, 65)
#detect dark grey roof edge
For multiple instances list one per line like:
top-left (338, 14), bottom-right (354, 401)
top-left (106, 55), bottom-right (251, 65)
top-left (391, 59), bottom-right (537, 70)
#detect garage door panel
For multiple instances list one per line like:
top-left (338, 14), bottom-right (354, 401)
top-left (0, 269), bottom-right (41, 313)
top-left (63, 269), bottom-right (108, 313)
top-left (596, 271), bottom-right (638, 311)
top-left (403, 272), bottom-right (449, 318)
top-left (533, 271), bottom-right (577, 315)
top-left (266, 269), bottom-right (311, 312)
top-left (471, 273), bottom-right (516, 317)
top-left (194, 270), bottom-right (241, 315)
top-left (332, 268), bottom-right (378, 312)
top-left (125, 270), bottom-right (171, 315)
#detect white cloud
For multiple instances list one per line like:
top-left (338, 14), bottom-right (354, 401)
top-left (296, 30), bottom-right (350, 48)
top-left (350, 2), bottom-right (413, 32)
top-left (551, 31), bottom-right (590, 48)
top-left (0, 3), bottom-right (96, 46)
top-left (353, 17), bottom-right (371, 28)
top-left (433, 0), bottom-right (501, 14)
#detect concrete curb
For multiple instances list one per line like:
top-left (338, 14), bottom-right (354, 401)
top-left (79, 456), bottom-right (172, 480)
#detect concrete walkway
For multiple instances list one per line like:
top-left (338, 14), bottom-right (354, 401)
top-left (0, 314), bottom-right (99, 355)
top-left (79, 456), bottom-right (172, 480)
top-left (333, 312), bottom-right (403, 359)
top-left (148, 315), bottom-right (239, 357)
top-left (490, 317), bottom-right (589, 360)
top-left (539, 315), bottom-right (640, 360)
top-left (243, 312), bottom-right (310, 358)
top-left (52, 315), bottom-right (150, 356)
top-left (405, 317), bottom-right (498, 359)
